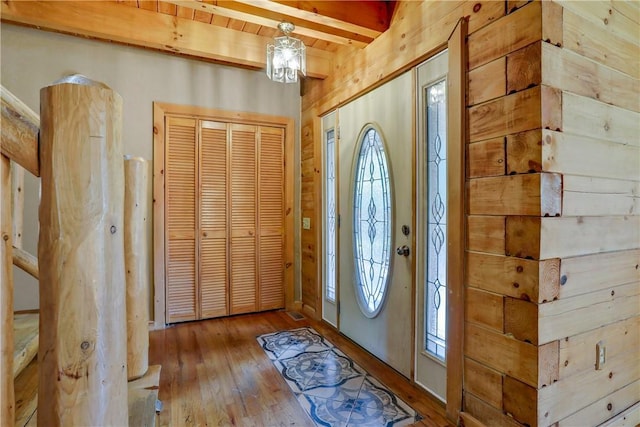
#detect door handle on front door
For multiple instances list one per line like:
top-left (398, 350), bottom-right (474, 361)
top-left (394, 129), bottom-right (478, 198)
top-left (396, 245), bottom-right (410, 257)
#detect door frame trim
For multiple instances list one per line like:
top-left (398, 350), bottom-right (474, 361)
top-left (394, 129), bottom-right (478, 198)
top-left (152, 102), bottom-right (295, 329)
top-left (445, 18), bottom-right (467, 422)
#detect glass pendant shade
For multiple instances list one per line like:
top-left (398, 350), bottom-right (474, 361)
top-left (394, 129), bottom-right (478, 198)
top-left (266, 22), bottom-right (306, 83)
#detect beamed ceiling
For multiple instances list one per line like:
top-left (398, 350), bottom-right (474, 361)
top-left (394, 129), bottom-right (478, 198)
top-left (1, 0), bottom-right (396, 79)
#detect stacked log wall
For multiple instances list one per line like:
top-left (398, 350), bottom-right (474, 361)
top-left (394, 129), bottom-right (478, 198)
top-left (467, 1), bottom-right (640, 425)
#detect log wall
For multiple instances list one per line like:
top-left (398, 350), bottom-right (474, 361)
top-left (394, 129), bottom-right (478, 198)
top-left (301, 0), bottom-right (639, 425)
top-left (466, 1), bottom-right (640, 425)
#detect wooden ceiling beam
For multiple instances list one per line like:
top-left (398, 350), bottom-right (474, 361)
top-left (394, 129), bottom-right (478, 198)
top-left (0, 0), bottom-right (332, 78)
top-left (232, 0), bottom-right (390, 38)
top-left (165, 0), bottom-right (372, 47)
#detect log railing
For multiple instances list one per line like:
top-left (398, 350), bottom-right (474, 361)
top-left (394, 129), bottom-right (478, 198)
top-left (1, 77), bottom-right (153, 426)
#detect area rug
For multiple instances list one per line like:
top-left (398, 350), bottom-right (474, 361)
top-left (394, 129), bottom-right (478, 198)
top-left (257, 327), bottom-right (422, 426)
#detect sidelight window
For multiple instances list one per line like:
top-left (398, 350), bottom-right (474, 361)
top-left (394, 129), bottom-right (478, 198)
top-left (425, 79), bottom-right (447, 361)
top-left (324, 128), bottom-right (337, 302)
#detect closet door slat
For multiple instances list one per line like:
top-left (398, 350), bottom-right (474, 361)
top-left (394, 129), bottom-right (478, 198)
top-left (200, 121), bottom-right (228, 318)
top-left (229, 124), bottom-right (258, 314)
top-left (165, 117), bottom-right (197, 322)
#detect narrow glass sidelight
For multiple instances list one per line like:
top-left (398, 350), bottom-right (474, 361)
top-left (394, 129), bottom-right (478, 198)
top-left (425, 79), bottom-right (447, 361)
top-left (324, 128), bottom-right (337, 302)
top-left (352, 126), bottom-right (392, 318)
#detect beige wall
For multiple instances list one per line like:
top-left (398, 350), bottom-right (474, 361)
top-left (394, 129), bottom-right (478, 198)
top-left (1, 23), bottom-right (302, 317)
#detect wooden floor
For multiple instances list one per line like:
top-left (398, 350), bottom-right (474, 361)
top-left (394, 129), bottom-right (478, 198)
top-left (149, 310), bottom-right (452, 427)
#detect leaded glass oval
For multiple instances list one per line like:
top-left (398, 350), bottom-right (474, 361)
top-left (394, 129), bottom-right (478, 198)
top-left (352, 126), bottom-right (392, 318)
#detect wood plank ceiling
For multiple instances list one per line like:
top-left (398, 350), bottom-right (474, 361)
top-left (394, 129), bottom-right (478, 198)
top-left (1, 0), bottom-right (395, 79)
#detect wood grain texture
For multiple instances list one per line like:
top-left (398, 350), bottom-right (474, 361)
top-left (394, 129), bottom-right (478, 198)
top-left (12, 245), bottom-right (38, 280)
top-left (469, 85), bottom-right (561, 142)
top-left (555, 0), bottom-right (639, 44)
top-left (165, 117), bottom-right (198, 322)
top-left (504, 297), bottom-right (538, 344)
top-left (467, 252), bottom-right (560, 303)
top-left (539, 281), bottom-right (640, 344)
top-left (503, 376), bottom-right (537, 426)
top-left (563, 8), bottom-right (640, 79)
top-left (541, 0), bottom-right (563, 47)
top-left (0, 154), bottom-right (15, 425)
top-left (562, 175), bottom-right (639, 217)
top-left (124, 156), bottom-right (150, 381)
top-left (127, 364), bottom-right (161, 427)
top-left (468, 173), bottom-right (562, 216)
top-left (465, 287), bottom-right (504, 332)
top-left (465, 322), bottom-right (558, 388)
top-left (303, 0), bottom-right (505, 114)
top-left (506, 42), bottom-right (541, 95)
top-left (446, 18), bottom-right (466, 423)
top-left (538, 341), bottom-right (640, 425)
top-left (542, 129), bottom-right (640, 182)
top-left (152, 103), bottom-right (167, 328)
top-left (562, 91), bottom-right (640, 147)
top-left (507, 216), bottom-right (640, 259)
top-left (468, 58), bottom-right (506, 106)
top-left (14, 356), bottom-right (38, 427)
top-left (11, 162), bottom-right (24, 247)
top-left (38, 77), bottom-right (128, 426)
top-left (561, 380), bottom-right (640, 427)
top-left (506, 129), bottom-right (542, 174)
top-left (467, 216), bottom-right (505, 255)
top-left (458, 411), bottom-right (488, 427)
top-left (463, 357), bottom-right (503, 410)
top-left (463, 392), bottom-right (522, 427)
top-left (0, 86), bottom-right (40, 177)
top-left (559, 249), bottom-right (640, 299)
top-left (542, 42), bottom-right (640, 113)
top-left (149, 310), bottom-right (452, 427)
top-left (13, 312), bottom-right (38, 379)
top-left (559, 316), bottom-right (639, 380)
top-left (0, 1), bottom-right (332, 78)
top-left (468, 1), bottom-right (541, 70)
top-left (468, 137), bottom-right (505, 178)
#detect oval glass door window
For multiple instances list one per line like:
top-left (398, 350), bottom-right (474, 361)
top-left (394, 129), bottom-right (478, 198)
top-left (352, 125), bottom-right (392, 318)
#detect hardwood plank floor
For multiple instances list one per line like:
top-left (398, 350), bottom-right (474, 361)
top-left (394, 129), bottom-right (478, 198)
top-left (149, 310), bottom-right (452, 427)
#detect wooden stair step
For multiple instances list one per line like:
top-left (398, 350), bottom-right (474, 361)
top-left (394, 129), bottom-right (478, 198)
top-left (13, 313), bottom-right (39, 379)
top-left (14, 357), bottom-right (38, 427)
top-left (14, 364), bottom-right (162, 427)
top-left (128, 365), bottom-right (162, 427)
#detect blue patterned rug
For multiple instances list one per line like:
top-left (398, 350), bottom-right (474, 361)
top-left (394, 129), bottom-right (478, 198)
top-left (257, 327), bottom-right (422, 426)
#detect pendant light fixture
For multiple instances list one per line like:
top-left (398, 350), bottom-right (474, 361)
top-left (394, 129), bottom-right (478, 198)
top-left (266, 22), bottom-right (306, 83)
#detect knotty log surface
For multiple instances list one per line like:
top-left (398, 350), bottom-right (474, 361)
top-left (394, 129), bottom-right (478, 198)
top-left (38, 75), bottom-right (128, 426)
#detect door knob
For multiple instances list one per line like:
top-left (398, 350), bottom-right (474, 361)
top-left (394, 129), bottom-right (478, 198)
top-left (396, 245), bottom-right (410, 257)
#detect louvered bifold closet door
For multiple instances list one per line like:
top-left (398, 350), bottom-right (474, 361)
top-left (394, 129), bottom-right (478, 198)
top-left (165, 117), bottom-right (198, 322)
top-left (229, 124), bottom-right (258, 314)
top-left (199, 121), bottom-right (228, 318)
top-left (258, 127), bottom-right (285, 310)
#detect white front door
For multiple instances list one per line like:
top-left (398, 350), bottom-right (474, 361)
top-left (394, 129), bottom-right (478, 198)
top-left (338, 71), bottom-right (413, 377)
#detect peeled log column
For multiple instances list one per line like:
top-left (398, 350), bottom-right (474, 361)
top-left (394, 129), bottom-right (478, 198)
top-left (38, 75), bottom-right (128, 426)
top-left (1, 155), bottom-right (15, 425)
top-left (124, 155), bottom-right (149, 381)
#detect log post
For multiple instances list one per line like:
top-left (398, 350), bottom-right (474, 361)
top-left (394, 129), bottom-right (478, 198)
top-left (1, 154), bottom-right (15, 426)
top-left (11, 162), bottom-right (24, 247)
top-left (123, 155), bottom-right (150, 381)
top-left (12, 245), bottom-right (38, 280)
top-left (38, 75), bottom-right (128, 426)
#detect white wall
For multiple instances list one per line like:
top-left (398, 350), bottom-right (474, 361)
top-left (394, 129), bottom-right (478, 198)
top-left (1, 23), bottom-right (302, 317)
